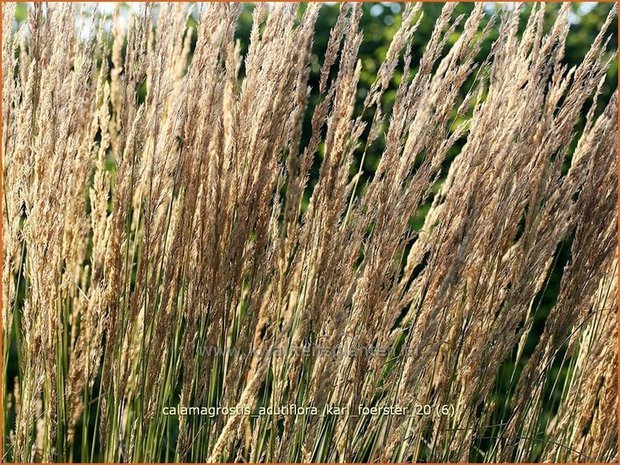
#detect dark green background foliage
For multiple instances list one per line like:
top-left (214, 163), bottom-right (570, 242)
top-left (6, 2), bottom-right (617, 462)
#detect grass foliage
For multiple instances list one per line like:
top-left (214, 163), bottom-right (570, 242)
top-left (2, 2), bottom-right (618, 462)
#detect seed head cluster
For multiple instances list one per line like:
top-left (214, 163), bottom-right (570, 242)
top-left (1, 2), bottom-right (617, 463)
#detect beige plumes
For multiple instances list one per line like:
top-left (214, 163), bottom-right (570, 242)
top-left (2, 2), bottom-right (617, 463)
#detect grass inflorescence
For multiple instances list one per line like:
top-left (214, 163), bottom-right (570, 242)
top-left (1, 2), bottom-right (618, 463)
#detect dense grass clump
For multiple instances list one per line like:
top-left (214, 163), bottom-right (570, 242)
top-left (2, 2), bottom-right (617, 463)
